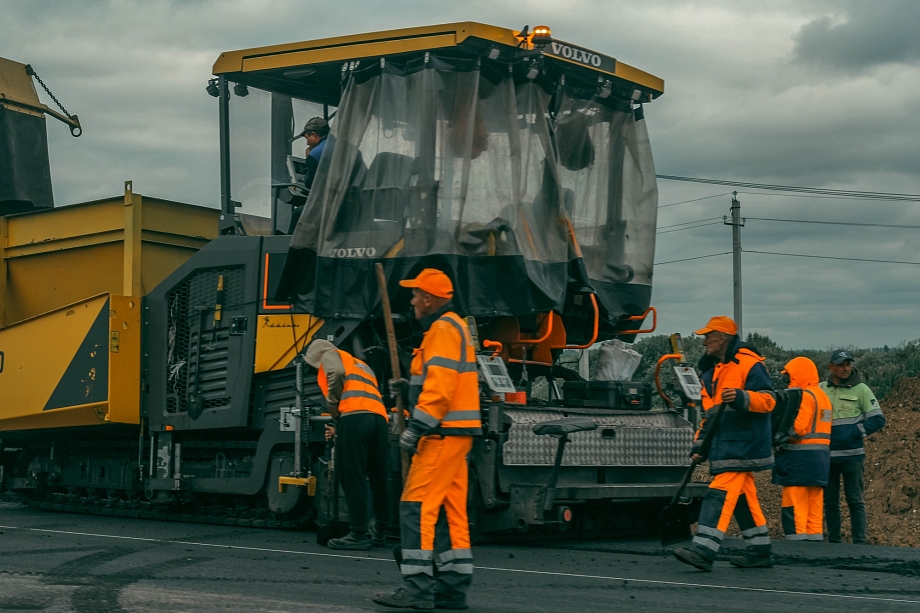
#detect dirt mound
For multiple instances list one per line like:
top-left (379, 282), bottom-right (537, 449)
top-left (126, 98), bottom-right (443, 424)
top-left (708, 377), bottom-right (920, 545)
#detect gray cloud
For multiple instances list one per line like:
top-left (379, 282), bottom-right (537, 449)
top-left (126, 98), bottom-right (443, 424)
top-left (793, 0), bottom-right (920, 72)
top-left (3, 0), bottom-right (920, 349)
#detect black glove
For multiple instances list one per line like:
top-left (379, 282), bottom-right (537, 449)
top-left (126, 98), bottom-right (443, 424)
top-left (389, 378), bottom-right (409, 405)
top-left (399, 428), bottom-right (420, 454)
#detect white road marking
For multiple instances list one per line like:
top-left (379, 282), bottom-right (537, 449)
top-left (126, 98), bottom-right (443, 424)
top-left (1, 524), bottom-right (917, 605)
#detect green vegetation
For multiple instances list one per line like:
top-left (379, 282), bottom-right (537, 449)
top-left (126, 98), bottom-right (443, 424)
top-left (570, 334), bottom-right (920, 404)
top-left (628, 333), bottom-right (920, 398)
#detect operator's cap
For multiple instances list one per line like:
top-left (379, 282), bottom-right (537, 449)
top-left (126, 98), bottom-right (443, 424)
top-left (694, 316), bottom-right (737, 336)
top-left (830, 349), bottom-right (854, 365)
top-left (294, 117), bottom-right (330, 140)
top-left (399, 268), bottom-right (454, 299)
top-left (304, 338), bottom-right (336, 368)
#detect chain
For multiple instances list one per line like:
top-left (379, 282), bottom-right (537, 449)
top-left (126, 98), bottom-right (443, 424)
top-left (24, 65), bottom-right (73, 119)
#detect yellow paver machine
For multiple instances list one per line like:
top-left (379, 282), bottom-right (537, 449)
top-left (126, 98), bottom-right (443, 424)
top-left (0, 24), bottom-right (706, 537)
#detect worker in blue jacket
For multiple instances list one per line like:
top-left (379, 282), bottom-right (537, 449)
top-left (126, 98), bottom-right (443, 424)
top-left (820, 350), bottom-right (885, 544)
top-left (674, 316), bottom-right (776, 572)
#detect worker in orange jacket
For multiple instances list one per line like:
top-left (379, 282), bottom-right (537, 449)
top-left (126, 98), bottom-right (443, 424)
top-left (374, 268), bottom-right (481, 611)
top-left (772, 357), bottom-right (832, 541)
top-left (674, 316), bottom-right (776, 572)
top-left (306, 339), bottom-right (390, 550)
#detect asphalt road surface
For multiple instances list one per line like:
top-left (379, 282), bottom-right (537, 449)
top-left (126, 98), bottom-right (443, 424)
top-left (1, 502), bottom-right (918, 612)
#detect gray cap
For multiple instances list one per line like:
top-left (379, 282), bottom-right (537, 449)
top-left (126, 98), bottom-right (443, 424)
top-left (304, 338), bottom-right (336, 368)
top-left (830, 349), bottom-right (854, 365)
top-left (294, 117), bottom-right (330, 139)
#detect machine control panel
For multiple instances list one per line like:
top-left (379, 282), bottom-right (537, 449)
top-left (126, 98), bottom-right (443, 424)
top-left (476, 355), bottom-right (516, 394)
top-left (673, 365), bottom-right (702, 400)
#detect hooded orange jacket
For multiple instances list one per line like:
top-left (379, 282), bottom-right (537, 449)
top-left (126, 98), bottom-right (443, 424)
top-left (772, 357), bottom-right (832, 487)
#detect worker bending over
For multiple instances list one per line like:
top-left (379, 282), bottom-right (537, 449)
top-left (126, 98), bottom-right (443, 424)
top-left (305, 339), bottom-right (389, 550)
top-left (773, 357), bottom-right (832, 541)
top-left (674, 316), bottom-right (776, 572)
top-left (374, 268), bottom-right (481, 611)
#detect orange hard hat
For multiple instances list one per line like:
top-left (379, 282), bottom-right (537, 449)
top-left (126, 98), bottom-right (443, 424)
top-left (694, 316), bottom-right (737, 336)
top-left (399, 268), bottom-right (454, 299)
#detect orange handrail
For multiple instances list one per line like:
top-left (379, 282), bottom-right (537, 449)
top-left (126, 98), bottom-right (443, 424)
top-left (482, 340), bottom-right (503, 357)
top-left (561, 294), bottom-right (599, 350)
top-left (613, 306), bottom-right (657, 336)
top-left (514, 312), bottom-right (553, 345)
top-left (655, 353), bottom-right (682, 409)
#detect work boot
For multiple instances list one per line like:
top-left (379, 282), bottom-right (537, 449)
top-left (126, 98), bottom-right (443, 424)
top-left (673, 547), bottom-right (713, 572)
top-left (369, 518), bottom-right (386, 548)
top-left (372, 587), bottom-right (435, 610)
top-left (434, 596), bottom-right (469, 610)
top-left (728, 552), bottom-right (774, 568)
top-left (327, 531), bottom-right (372, 551)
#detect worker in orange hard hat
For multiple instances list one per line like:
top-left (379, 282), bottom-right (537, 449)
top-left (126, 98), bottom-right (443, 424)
top-left (674, 316), bottom-right (777, 572)
top-left (773, 357), bottom-right (832, 541)
top-left (373, 268), bottom-right (481, 611)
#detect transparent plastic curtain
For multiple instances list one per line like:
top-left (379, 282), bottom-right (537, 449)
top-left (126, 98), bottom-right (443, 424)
top-left (554, 93), bottom-right (658, 318)
top-left (283, 56), bottom-right (574, 318)
top-left (290, 57), bottom-right (569, 266)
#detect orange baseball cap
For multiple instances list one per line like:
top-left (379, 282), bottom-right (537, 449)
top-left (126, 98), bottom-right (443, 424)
top-left (694, 316), bottom-right (737, 336)
top-left (399, 268), bottom-right (454, 299)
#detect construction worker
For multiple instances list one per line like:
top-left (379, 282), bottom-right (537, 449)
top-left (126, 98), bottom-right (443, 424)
top-left (820, 349), bottom-right (886, 544)
top-left (294, 116), bottom-right (331, 191)
top-left (373, 268), bottom-right (481, 611)
top-left (674, 316), bottom-right (776, 572)
top-left (772, 357), bottom-right (832, 541)
top-left (305, 339), bottom-right (389, 551)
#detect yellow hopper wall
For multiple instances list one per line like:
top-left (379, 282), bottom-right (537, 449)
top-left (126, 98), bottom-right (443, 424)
top-left (0, 182), bottom-right (218, 327)
top-left (0, 183), bottom-right (218, 431)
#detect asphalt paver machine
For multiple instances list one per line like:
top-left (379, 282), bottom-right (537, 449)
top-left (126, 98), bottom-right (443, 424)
top-left (1, 23), bottom-right (707, 538)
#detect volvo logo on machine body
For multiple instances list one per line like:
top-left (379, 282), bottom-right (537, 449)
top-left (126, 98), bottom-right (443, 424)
top-left (546, 42), bottom-right (617, 74)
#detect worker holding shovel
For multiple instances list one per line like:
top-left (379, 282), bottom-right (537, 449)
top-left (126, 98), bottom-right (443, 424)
top-left (673, 316), bottom-right (777, 572)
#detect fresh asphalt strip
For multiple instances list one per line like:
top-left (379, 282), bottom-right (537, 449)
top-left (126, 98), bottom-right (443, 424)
top-left (0, 524), bottom-right (917, 605)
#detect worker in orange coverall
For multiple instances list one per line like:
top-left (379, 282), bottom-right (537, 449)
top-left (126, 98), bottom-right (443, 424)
top-left (772, 357), bottom-right (832, 541)
top-left (373, 268), bottom-right (481, 611)
top-left (674, 316), bottom-right (776, 572)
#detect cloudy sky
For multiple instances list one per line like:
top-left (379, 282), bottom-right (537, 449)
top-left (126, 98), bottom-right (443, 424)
top-left (4, 0), bottom-right (920, 351)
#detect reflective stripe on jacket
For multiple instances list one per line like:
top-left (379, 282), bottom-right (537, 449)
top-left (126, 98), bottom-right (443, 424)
top-left (772, 357), bottom-right (832, 486)
top-left (408, 311), bottom-right (481, 436)
top-left (820, 369), bottom-right (885, 463)
top-left (318, 349), bottom-right (387, 419)
top-left (697, 339), bottom-right (776, 474)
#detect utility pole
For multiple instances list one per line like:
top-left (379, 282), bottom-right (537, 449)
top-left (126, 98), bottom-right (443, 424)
top-left (724, 192), bottom-right (744, 338)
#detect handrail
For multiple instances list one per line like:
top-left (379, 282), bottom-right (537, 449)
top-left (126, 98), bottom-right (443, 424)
top-left (514, 312), bottom-right (553, 345)
top-left (561, 294), bottom-right (599, 350)
top-left (613, 306), bottom-right (657, 336)
top-left (655, 353), bottom-right (682, 409)
top-left (482, 340), bottom-right (503, 357)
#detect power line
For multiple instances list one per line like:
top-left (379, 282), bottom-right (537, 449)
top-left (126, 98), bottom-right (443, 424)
top-left (657, 217), bottom-right (723, 230)
top-left (657, 221), bottom-right (722, 234)
top-left (746, 250), bottom-right (920, 266)
top-left (658, 192), bottom-right (733, 208)
top-left (657, 175), bottom-right (920, 202)
top-left (655, 252), bottom-right (731, 266)
top-left (746, 217), bottom-right (920, 230)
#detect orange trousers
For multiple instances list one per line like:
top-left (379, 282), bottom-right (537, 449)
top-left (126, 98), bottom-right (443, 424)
top-left (781, 486), bottom-right (824, 541)
top-left (399, 435), bottom-right (473, 598)
top-left (691, 472), bottom-right (771, 562)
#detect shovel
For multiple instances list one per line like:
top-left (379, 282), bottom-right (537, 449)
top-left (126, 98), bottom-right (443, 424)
top-left (660, 403), bottom-right (727, 546)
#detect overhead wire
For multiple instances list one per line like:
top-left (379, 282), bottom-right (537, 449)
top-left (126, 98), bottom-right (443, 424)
top-left (655, 252), bottom-right (731, 266)
top-left (656, 221), bottom-right (723, 234)
top-left (658, 192), bottom-right (733, 208)
top-left (657, 175), bottom-right (920, 202)
top-left (745, 217), bottom-right (920, 230)
top-left (745, 250), bottom-right (920, 266)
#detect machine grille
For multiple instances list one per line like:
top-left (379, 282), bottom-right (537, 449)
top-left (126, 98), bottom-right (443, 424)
top-left (166, 267), bottom-right (245, 414)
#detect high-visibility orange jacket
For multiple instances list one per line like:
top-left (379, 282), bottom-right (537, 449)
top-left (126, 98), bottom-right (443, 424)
top-left (696, 339), bottom-right (776, 474)
top-left (318, 349), bottom-right (387, 419)
top-left (772, 357), bottom-right (831, 486)
top-left (407, 309), bottom-right (481, 436)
